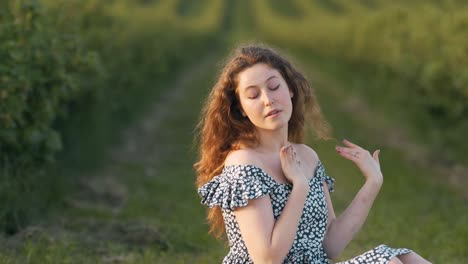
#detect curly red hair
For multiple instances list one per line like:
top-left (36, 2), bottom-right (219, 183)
top-left (194, 44), bottom-right (332, 238)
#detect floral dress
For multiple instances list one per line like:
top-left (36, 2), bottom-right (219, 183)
top-left (198, 160), bottom-right (411, 263)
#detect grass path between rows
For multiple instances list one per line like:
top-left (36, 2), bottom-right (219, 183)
top-left (1, 44), bottom-right (466, 263)
top-left (0, 50), bottom-right (225, 263)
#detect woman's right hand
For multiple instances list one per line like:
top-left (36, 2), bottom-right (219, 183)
top-left (280, 145), bottom-right (307, 186)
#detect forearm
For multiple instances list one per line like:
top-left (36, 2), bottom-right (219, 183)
top-left (267, 182), bottom-right (309, 263)
top-left (323, 180), bottom-right (382, 258)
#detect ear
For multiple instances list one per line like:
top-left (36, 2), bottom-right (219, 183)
top-left (290, 90), bottom-right (294, 98)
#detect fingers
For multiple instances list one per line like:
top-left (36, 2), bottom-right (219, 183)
top-left (281, 145), bottom-right (293, 159)
top-left (280, 145), bottom-right (291, 162)
top-left (336, 143), bottom-right (381, 163)
top-left (335, 147), bottom-right (360, 161)
top-left (335, 146), bottom-right (359, 157)
top-left (342, 139), bottom-right (362, 150)
top-left (280, 145), bottom-right (300, 166)
top-left (337, 139), bottom-right (362, 160)
top-left (280, 146), bottom-right (288, 158)
top-left (373, 149), bottom-right (380, 163)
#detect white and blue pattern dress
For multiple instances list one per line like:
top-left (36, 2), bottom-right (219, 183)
top-left (198, 160), bottom-right (411, 263)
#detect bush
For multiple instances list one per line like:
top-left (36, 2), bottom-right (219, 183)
top-left (0, 0), bottom-right (101, 233)
top-left (0, 0), bottom-right (223, 233)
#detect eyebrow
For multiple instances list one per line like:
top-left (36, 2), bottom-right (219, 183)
top-left (244, 75), bottom-right (278, 90)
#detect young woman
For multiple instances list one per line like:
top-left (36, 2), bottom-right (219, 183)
top-left (194, 45), bottom-right (430, 264)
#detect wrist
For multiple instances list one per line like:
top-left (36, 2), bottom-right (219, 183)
top-left (365, 177), bottom-right (383, 189)
top-left (292, 177), bottom-right (309, 192)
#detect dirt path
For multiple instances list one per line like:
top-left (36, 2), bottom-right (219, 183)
top-left (73, 52), bottom-right (218, 211)
top-left (2, 52), bottom-right (219, 262)
top-left (110, 53), bottom-right (217, 165)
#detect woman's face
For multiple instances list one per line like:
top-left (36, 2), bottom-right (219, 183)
top-left (236, 63), bottom-right (293, 132)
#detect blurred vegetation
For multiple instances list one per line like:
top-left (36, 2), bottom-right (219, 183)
top-left (0, 0), bottom-right (223, 233)
top-left (255, 0), bottom-right (468, 164)
top-left (0, 0), bottom-right (102, 234)
top-left (0, 0), bottom-right (466, 263)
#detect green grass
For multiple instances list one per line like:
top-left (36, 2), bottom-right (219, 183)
top-left (1, 1), bottom-right (467, 263)
top-left (5, 43), bottom-right (464, 263)
top-left (312, 0), bottom-right (345, 14)
top-left (3, 55), bottom-right (466, 263)
top-left (268, 0), bottom-right (305, 18)
top-left (176, 0), bottom-right (210, 17)
top-left (294, 49), bottom-right (468, 262)
top-left (0, 49), bottom-right (227, 263)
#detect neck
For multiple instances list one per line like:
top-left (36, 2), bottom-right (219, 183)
top-left (255, 126), bottom-right (289, 154)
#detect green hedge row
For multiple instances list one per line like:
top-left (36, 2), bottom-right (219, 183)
top-left (0, 0), bottom-right (222, 233)
top-left (0, 0), bottom-right (102, 234)
top-left (0, 1), bottom-right (100, 164)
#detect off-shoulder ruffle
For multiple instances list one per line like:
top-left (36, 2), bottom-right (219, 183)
top-left (198, 165), bottom-right (276, 210)
top-left (315, 161), bottom-right (335, 193)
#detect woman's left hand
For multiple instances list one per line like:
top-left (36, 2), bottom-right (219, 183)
top-left (335, 139), bottom-right (383, 185)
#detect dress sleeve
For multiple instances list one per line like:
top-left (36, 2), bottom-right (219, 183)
top-left (317, 161), bottom-right (335, 193)
top-left (197, 165), bottom-right (276, 210)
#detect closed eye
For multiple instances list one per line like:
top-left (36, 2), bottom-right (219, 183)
top-left (247, 93), bottom-right (259, 99)
top-left (270, 84), bottom-right (280, 90)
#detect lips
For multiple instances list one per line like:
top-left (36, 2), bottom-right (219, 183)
top-left (266, 109), bottom-right (281, 117)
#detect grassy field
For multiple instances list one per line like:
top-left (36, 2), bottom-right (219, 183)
top-left (1, 0), bottom-right (467, 263)
top-left (297, 55), bottom-right (468, 263)
top-left (1, 45), bottom-right (466, 263)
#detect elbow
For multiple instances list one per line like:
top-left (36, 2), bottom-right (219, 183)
top-left (323, 220), bottom-right (342, 260)
top-left (326, 251), bottom-right (340, 261)
top-left (323, 239), bottom-right (342, 260)
top-left (323, 243), bottom-right (342, 260)
top-left (323, 242), bottom-right (341, 260)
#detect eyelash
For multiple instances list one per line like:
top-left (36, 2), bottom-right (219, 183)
top-left (271, 84), bottom-right (280, 90)
top-left (247, 85), bottom-right (280, 99)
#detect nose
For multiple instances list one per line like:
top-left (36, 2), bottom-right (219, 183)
top-left (262, 90), bottom-right (275, 106)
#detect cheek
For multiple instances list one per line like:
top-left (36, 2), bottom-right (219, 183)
top-left (280, 90), bottom-right (293, 106)
top-left (242, 101), bottom-right (262, 116)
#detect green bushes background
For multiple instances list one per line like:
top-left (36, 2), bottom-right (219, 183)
top-left (1, 0), bottom-right (466, 240)
top-left (0, 0), bottom-right (101, 233)
top-left (0, 0), bottom-right (222, 233)
top-left (0, 1), bottom-right (99, 165)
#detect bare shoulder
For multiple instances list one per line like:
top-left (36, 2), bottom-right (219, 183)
top-left (292, 143), bottom-right (319, 163)
top-left (224, 148), bottom-right (263, 167)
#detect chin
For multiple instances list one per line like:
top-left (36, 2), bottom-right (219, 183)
top-left (263, 123), bottom-right (288, 131)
